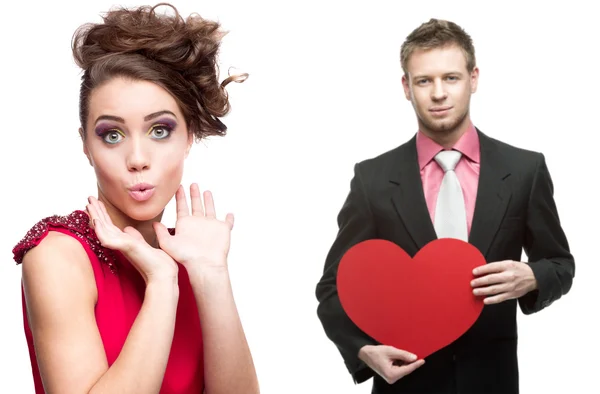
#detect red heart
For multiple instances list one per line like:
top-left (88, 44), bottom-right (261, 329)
top-left (337, 238), bottom-right (486, 359)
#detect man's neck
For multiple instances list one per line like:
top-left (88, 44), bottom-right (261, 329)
top-left (419, 117), bottom-right (472, 149)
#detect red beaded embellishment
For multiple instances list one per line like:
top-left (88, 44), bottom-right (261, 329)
top-left (12, 210), bottom-right (119, 273)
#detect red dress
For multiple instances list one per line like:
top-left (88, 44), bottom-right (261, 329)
top-left (12, 210), bottom-right (204, 394)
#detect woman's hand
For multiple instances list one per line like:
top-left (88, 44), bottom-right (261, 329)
top-left (86, 196), bottom-right (178, 283)
top-left (154, 184), bottom-right (233, 271)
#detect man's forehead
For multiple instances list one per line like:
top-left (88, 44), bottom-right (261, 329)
top-left (407, 46), bottom-right (468, 76)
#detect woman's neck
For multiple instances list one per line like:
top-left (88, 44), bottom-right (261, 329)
top-left (96, 191), bottom-right (163, 248)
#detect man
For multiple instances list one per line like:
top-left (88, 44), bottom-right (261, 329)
top-left (315, 18), bottom-right (575, 394)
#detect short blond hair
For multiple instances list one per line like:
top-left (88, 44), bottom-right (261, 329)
top-left (400, 18), bottom-right (476, 75)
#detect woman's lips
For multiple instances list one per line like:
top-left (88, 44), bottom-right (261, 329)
top-left (128, 183), bottom-right (155, 202)
top-left (129, 188), bottom-right (155, 201)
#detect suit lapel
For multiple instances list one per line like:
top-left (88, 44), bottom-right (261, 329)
top-left (389, 136), bottom-right (438, 251)
top-left (468, 130), bottom-right (512, 257)
top-left (388, 130), bottom-right (512, 257)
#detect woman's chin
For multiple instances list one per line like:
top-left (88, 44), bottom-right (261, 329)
top-left (123, 202), bottom-right (164, 222)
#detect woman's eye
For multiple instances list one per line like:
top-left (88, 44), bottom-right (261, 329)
top-left (104, 131), bottom-right (124, 144)
top-left (150, 125), bottom-right (172, 139)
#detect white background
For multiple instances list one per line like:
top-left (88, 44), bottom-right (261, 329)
top-left (0, 1), bottom-right (597, 393)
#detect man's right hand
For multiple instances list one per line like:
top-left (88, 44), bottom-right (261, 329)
top-left (358, 345), bottom-right (425, 384)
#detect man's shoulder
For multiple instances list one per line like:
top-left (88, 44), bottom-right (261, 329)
top-left (482, 132), bottom-right (545, 169)
top-left (354, 139), bottom-right (412, 174)
top-left (351, 130), bottom-right (549, 176)
top-left (485, 133), bottom-right (541, 156)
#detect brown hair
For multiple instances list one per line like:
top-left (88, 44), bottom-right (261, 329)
top-left (400, 18), bottom-right (475, 76)
top-left (72, 2), bottom-right (247, 141)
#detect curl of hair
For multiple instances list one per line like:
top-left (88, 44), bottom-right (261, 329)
top-left (72, 2), bottom-right (247, 141)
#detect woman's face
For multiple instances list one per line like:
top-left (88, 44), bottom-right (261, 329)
top-left (83, 77), bottom-right (192, 222)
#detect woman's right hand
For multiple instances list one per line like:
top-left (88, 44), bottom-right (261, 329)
top-left (86, 196), bottom-right (178, 283)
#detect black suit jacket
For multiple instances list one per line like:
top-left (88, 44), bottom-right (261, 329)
top-left (315, 129), bottom-right (575, 393)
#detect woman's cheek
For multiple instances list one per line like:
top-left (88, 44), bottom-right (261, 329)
top-left (92, 156), bottom-right (125, 195)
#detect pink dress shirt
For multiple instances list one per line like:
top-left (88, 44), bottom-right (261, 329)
top-left (416, 123), bottom-right (480, 236)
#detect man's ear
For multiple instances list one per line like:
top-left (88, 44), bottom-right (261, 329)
top-left (402, 74), bottom-right (412, 101)
top-left (470, 66), bottom-right (480, 93)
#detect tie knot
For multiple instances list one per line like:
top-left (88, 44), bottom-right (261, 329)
top-left (434, 150), bottom-right (462, 172)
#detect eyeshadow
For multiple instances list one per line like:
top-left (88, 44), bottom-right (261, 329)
top-left (93, 117), bottom-right (177, 137)
top-left (153, 118), bottom-right (177, 129)
top-left (94, 123), bottom-right (118, 136)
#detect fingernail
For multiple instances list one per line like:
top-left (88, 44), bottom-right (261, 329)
top-left (410, 354), bottom-right (417, 361)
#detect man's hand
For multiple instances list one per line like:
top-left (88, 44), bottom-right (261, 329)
top-left (358, 345), bottom-right (425, 385)
top-left (471, 260), bottom-right (538, 305)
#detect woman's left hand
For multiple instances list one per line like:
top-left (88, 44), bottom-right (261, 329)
top-left (154, 183), bottom-right (234, 270)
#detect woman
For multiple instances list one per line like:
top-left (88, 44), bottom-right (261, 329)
top-left (11, 3), bottom-right (259, 394)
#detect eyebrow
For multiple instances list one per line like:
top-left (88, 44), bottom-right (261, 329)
top-left (413, 72), bottom-right (464, 79)
top-left (94, 110), bottom-right (178, 125)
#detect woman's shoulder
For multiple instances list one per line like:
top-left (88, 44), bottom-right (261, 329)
top-left (12, 210), bottom-right (116, 272)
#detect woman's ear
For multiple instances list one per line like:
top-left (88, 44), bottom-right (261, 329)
top-left (185, 132), bottom-right (193, 158)
top-left (80, 127), bottom-right (93, 166)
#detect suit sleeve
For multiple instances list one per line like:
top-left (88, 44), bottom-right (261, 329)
top-left (519, 152), bottom-right (575, 314)
top-left (315, 163), bottom-right (379, 384)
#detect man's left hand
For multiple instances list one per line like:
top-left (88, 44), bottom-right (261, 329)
top-left (471, 260), bottom-right (538, 305)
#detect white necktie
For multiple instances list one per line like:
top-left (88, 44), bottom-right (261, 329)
top-left (433, 150), bottom-right (468, 241)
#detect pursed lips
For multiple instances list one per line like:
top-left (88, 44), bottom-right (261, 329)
top-left (128, 182), bottom-right (155, 192)
top-left (127, 183), bottom-right (156, 202)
